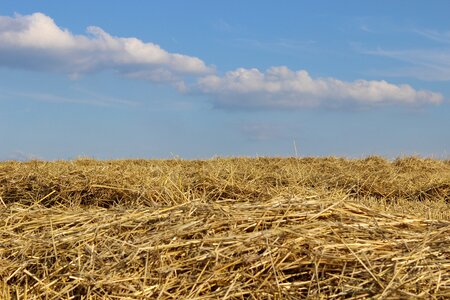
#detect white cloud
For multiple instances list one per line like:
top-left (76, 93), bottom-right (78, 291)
top-left (0, 13), bottom-right (212, 82)
top-left (196, 66), bottom-right (443, 109)
top-left (0, 13), bottom-right (445, 110)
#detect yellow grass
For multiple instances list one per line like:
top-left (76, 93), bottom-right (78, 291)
top-left (0, 156), bottom-right (449, 299)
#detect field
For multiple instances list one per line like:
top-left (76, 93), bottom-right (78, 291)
top-left (1, 157), bottom-right (450, 299)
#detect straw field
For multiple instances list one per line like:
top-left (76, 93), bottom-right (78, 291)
top-left (1, 156), bottom-right (450, 299)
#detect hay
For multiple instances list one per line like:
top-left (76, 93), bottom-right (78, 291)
top-left (1, 157), bottom-right (450, 299)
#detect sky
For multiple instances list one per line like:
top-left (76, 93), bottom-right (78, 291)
top-left (1, 1), bottom-right (449, 160)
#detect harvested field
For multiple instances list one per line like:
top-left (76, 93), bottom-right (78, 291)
top-left (0, 156), bottom-right (450, 299)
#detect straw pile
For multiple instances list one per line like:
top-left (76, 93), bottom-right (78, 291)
top-left (1, 157), bottom-right (449, 299)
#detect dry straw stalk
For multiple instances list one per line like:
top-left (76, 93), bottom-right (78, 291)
top-left (0, 157), bottom-right (449, 299)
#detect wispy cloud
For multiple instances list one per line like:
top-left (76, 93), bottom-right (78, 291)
top-left (195, 66), bottom-right (443, 110)
top-left (0, 88), bottom-right (138, 107)
top-left (231, 37), bottom-right (316, 55)
top-left (70, 87), bottom-right (139, 107)
top-left (240, 123), bottom-right (283, 141)
top-left (0, 13), bottom-right (213, 82)
top-left (413, 29), bottom-right (450, 44)
top-left (363, 29), bottom-right (450, 81)
top-left (213, 19), bottom-right (234, 33)
top-left (2, 151), bottom-right (40, 161)
top-left (365, 46), bottom-right (450, 81)
top-left (360, 25), bottom-right (376, 34)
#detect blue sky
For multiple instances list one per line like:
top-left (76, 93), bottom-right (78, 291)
top-left (1, 1), bottom-right (449, 160)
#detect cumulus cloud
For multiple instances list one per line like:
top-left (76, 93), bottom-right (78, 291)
top-left (0, 13), bottom-right (444, 110)
top-left (0, 13), bottom-right (212, 82)
top-left (196, 66), bottom-right (443, 109)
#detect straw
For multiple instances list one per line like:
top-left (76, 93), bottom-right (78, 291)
top-left (0, 157), bottom-right (449, 299)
